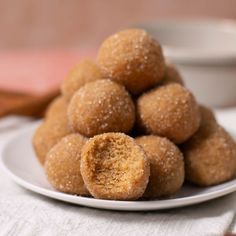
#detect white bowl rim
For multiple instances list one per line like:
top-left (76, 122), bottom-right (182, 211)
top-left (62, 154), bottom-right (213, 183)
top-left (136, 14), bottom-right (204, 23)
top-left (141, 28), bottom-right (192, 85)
top-left (137, 18), bottom-right (236, 64)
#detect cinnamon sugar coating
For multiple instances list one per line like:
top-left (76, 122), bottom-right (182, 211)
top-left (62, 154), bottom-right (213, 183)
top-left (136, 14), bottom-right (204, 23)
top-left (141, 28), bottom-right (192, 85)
top-left (62, 60), bottom-right (103, 101)
top-left (45, 96), bottom-right (67, 119)
top-left (45, 134), bottom-right (89, 195)
top-left (182, 108), bottom-right (236, 186)
top-left (136, 135), bottom-right (184, 198)
top-left (136, 84), bottom-right (201, 144)
top-left (32, 114), bottom-right (70, 165)
top-left (68, 80), bottom-right (135, 137)
top-left (97, 29), bottom-right (165, 95)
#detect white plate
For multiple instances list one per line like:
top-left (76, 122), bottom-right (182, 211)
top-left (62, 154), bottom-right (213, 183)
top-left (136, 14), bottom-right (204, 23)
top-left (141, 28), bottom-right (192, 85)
top-left (1, 122), bottom-right (236, 211)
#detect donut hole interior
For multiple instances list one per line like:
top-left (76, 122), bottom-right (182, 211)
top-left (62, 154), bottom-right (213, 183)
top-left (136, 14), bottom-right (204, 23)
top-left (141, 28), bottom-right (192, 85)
top-left (88, 136), bottom-right (145, 194)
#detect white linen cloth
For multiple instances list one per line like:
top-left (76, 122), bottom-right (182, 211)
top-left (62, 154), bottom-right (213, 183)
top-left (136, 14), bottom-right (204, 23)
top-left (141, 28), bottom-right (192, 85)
top-left (0, 109), bottom-right (236, 236)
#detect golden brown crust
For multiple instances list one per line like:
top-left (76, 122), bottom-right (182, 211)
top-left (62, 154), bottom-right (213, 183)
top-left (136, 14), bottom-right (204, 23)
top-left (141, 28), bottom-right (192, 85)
top-left (45, 134), bottom-right (90, 195)
top-left (81, 133), bottom-right (150, 200)
top-left (136, 135), bottom-right (184, 198)
top-left (45, 96), bottom-right (67, 119)
top-left (97, 29), bottom-right (165, 95)
top-left (68, 80), bottom-right (135, 137)
top-left (199, 105), bottom-right (217, 128)
top-left (61, 60), bottom-right (103, 101)
top-left (136, 84), bottom-right (201, 144)
top-left (182, 116), bottom-right (236, 186)
top-left (32, 116), bottom-right (70, 165)
top-left (161, 63), bottom-right (184, 86)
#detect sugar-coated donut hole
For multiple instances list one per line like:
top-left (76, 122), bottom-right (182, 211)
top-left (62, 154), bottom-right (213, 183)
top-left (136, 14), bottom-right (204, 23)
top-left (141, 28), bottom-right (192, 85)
top-left (61, 59), bottom-right (103, 102)
top-left (32, 116), bottom-right (70, 165)
top-left (68, 80), bottom-right (135, 137)
top-left (198, 105), bottom-right (217, 128)
top-left (136, 83), bottom-right (201, 144)
top-left (97, 28), bottom-right (165, 95)
top-left (182, 107), bottom-right (236, 187)
top-left (161, 63), bottom-right (184, 86)
top-left (45, 96), bottom-right (67, 119)
top-left (45, 134), bottom-right (89, 195)
top-left (81, 133), bottom-right (150, 200)
top-left (136, 135), bottom-right (184, 198)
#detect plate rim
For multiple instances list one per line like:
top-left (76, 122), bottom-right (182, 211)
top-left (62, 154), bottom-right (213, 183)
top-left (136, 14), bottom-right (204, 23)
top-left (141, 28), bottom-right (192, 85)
top-left (1, 122), bottom-right (236, 211)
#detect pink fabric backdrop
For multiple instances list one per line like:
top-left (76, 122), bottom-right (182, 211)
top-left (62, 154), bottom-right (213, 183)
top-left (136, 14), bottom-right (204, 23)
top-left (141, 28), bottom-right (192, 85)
top-left (0, 0), bottom-right (235, 94)
top-left (0, 50), bottom-right (95, 95)
top-left (0, 0), bottom-right (236, 49)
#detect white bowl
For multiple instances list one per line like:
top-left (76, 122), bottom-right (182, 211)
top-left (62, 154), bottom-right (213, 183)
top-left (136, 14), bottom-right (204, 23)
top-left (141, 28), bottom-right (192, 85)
top-left (138, 19), bottom-right (236, 107)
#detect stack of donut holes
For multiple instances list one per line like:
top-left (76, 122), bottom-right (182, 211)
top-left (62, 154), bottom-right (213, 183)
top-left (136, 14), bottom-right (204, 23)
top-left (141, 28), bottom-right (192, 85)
top-left (33, 29), bottom-right (236, 201)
